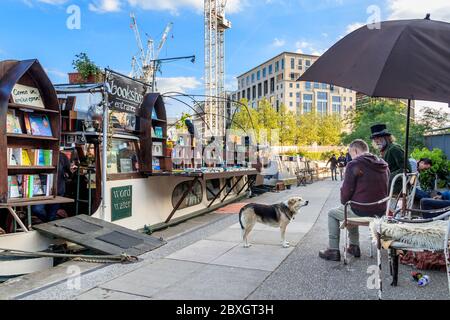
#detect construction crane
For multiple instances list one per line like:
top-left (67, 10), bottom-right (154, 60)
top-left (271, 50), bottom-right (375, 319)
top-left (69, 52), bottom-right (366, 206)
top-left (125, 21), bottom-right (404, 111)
top-left (129, 13), bottom-right (173, 86)
top-left (204, 0), bottom-right (231, 137)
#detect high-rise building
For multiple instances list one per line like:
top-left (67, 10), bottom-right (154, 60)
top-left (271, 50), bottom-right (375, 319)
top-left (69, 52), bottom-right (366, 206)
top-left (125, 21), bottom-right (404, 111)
top-left (234, 52), bottom-right (356, 116)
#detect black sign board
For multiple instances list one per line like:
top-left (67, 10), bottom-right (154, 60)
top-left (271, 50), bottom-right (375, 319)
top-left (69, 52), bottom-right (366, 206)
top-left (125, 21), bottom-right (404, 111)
top-left (105, 69), bottom-right (149, 114)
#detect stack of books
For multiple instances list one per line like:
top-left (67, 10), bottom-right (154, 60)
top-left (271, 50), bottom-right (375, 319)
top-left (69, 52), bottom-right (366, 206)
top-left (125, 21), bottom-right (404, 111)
top-left (152, 157), bottom-right (161, 171)
top-left (7, 148), bottom-right (53, 166)
top-left (8, 174), bottom-right (54, 199)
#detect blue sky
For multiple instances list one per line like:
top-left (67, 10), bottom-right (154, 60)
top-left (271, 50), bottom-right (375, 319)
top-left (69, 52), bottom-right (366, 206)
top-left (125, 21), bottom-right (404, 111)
top-left (1, 0), bottom-right (449, 117)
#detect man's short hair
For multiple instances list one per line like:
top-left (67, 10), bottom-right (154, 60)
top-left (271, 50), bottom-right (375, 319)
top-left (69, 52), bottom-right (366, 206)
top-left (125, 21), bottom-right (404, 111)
top-left (349, 139), bottom-right (369, 153)
top-left (419, 158), bottom-right (433, 166)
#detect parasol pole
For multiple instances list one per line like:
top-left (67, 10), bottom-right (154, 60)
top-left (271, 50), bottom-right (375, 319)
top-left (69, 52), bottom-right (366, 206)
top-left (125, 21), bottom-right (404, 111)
top-left (402, 99), bottom-right (412, 214)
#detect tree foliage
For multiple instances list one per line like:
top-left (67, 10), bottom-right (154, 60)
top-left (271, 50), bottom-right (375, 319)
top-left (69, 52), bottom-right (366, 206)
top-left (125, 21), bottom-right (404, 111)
top-left (231, 98), bottom-right (343, 146)
top-left (342, 100), bottom-right (427, 152)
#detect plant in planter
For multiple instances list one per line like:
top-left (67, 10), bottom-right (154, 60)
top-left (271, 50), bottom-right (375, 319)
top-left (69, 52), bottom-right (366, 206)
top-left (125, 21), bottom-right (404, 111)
top-left (411, 148), bottom-right (450, 190)
top-left (70, 53), bottom-right (103, 83)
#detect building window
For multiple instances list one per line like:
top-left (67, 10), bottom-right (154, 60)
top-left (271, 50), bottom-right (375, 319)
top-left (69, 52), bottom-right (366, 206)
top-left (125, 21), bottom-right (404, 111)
top-left (270, 77), bottom-right (275, 93)
top-left (172, 180), bottom-right (203, 209)
top-left (280, 84), bottom-right (283, 89)
top-left (332, 96), bottom-right (341, 114)
top-left (251, 73), bottom-right (255, 83)
top-left (247, 88), bottom-right (250, 100)
top-left (258, 83), bottom-right (262, 97)
top-left (314, 82), bottom-right (320, 89)
top-left (289, 101), bottom-right (293, 107)
top-left (306, 60), bottom-right (311, 67)
top-left (281, 58), bottom-right (284, 70)
top-left (296, 92), bottom-right (300, 98)
top-left (291, 58), bottom-right (295, 69)
top-left (321, 83), bottom-right (328, 90)
top-left (275, 61), bottom-right (279, 72)
top-left (290, 73), bottom-right (295, 80)
top-left (298, 65), bottom-right (303, 71)
top-left (344, 97), bottom-right (347, 102)
top-left (296, 83), bottom-right (300, 89)
top-left (257, 70), bottom-right (261, 81)
top-left (330, 85), bottom-right (334, 92)
top-left (350, 97), bottom-right (353, 102)
top-left (252, 85), bottom-right (256, 100)
top-left (289, 83), bottom-right (293, 88)
top-left (317, 92), bottom-right (328, 114)
top-left (305, 82), bottom-right (312, 90)
top-left (263, 67), bottom-right (266, 78)
top-left (242, 90), bottom-right (245, 99)
top-left (264, 80), bottom-right (268, 95)
top-left (269, 64), bottom-right (273, 74)
top-left (289, 92), bottom-right (293, 98)
top-left (246, 76), bottom-right (249, 86)
top-left (296, 102), bottom-right (301, 114)
top-left (303, 94), bottom-right (313, 113)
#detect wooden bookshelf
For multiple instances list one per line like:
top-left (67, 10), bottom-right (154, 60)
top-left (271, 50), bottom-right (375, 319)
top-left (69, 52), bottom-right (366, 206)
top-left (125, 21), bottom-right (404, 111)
top-left (139, 93), bottom-right (171, 174)
top-left (0, 59), bottom-right (61, 204)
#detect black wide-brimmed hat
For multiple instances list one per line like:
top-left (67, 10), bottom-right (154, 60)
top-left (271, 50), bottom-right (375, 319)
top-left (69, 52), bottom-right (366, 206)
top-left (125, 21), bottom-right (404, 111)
top-left (370, 124), bottom-right (392, 139)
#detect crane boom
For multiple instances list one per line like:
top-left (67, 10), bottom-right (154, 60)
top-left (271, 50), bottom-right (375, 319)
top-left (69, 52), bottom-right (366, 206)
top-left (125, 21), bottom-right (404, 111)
top-left (155, 22), bottom-right (173, 61)
top-left (130, 13), bottom-right (147, 64)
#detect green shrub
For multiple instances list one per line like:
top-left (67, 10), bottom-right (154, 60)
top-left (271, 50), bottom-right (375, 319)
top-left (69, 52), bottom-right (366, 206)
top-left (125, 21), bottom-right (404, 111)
top-left (411, 148), bottom-right (450, 190)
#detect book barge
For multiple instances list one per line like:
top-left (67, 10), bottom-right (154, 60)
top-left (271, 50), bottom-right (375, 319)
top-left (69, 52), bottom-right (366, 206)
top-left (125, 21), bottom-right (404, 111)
top-left (0, 59), bottom-right (261, 280)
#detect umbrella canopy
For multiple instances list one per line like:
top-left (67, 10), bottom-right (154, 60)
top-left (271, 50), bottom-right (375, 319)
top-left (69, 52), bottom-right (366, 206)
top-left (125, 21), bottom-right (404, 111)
top-left (299, 17), bottom-right (450, 104)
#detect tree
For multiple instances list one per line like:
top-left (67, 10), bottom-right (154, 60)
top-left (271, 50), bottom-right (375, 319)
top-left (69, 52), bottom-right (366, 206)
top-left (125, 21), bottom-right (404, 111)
top-left (231, 98), bottom-right (259, 133)
top-left (318, 114), bottom-right (342, 146)
top-left (418, 106), bottom-right (450, 131)
top-left (278, 104), bottom-right (297, 145)
top-left (296, 112), bottom-right (320, 145)
top-left (342, 100), bottom-right (426, 153)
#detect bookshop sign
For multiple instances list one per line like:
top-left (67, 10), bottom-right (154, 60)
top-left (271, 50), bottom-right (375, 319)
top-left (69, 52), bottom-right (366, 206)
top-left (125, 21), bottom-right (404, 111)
top-left (106, 69), bottom-right (148, 114)
top-left (111, 185), bottom-right (132, 221)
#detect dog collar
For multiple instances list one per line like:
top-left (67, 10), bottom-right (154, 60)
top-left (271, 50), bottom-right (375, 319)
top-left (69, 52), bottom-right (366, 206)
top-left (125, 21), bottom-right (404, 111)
top-left (279, 203), bottom-right (294, 221)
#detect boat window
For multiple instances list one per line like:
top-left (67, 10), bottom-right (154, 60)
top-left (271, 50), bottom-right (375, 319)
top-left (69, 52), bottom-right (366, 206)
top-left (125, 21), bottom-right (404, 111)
top-left (107, 138), bottom-right (140, 174)
top-left (172, 180), bottom-right (203, 209)
top-left (206, 179), bottom-right (221, 201)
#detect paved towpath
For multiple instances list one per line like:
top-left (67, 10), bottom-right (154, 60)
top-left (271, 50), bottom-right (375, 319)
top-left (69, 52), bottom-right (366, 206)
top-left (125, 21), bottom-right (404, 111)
top-left (7, 179), bottom-right (450, 300)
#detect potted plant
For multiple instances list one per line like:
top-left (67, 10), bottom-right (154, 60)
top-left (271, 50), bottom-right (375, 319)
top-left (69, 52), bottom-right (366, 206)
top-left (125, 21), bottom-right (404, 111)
top-left (69, 53), bottom-right (103, 84)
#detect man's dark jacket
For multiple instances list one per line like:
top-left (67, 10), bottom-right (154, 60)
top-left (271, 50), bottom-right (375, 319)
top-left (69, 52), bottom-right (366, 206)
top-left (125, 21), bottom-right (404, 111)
top-left (341, 153), bottom-right (390, 217)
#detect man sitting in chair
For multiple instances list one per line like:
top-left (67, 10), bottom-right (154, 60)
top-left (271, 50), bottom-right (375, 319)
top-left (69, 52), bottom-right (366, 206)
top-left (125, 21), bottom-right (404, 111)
top-left (319, 139), bottom-right (390, 261)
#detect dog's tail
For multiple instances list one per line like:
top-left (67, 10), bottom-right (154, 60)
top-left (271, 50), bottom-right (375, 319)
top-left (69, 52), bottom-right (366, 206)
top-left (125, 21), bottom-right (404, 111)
top-left (238, 206), bottom-right (246, 230)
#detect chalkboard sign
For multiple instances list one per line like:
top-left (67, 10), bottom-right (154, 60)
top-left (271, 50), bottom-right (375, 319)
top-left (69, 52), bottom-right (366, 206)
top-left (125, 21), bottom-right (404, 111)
top-left (111, 185), bottom-right (132, 221)
top-left (11, 83), bottom-right (45, 108)
top-left (106, 69), bottom-right (149, 114)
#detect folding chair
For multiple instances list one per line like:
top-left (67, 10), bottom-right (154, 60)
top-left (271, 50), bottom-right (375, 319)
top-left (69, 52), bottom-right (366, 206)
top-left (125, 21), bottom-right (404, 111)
top-left (374, 208), bottom-right (450, 300)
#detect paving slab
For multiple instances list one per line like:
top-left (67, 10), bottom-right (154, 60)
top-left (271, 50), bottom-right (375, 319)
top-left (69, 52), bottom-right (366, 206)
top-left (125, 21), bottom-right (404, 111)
top-left (208, 228), bottom-right (305, 246)
top-left (166, 239), bottom-right (238, 264)
top-left (99, 259), bottom-right (204, 298)
top-left (76, 287), bottom-right (150, 300)
top-left (210, 244), bottom-right (294, 272)
top-left (153, 264), bottom-right (270, 300)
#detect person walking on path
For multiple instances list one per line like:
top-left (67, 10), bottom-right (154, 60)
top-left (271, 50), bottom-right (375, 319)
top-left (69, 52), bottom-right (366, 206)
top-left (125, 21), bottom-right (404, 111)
top-left (370, 124), bottom-right (411, 195)
top-left (319, 139), bottom-right (389, 261)
top-left (337, 152), bottom-right (347, 181)
top-left (326, 154), bottom-right (338, 181)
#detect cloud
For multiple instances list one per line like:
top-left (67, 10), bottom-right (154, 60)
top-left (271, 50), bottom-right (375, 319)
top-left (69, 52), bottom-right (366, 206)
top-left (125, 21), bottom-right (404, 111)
top-left (295, 41), bottom-right (324, 55)
top-left (272, 38), bottom-right (286, 48)
top-left (346, 22), bottom-right (364, 34)
top-left (89, 0), bottom-right (122, 13)
top-left (387, 0), bottom-right (450, 22)
top-left (127, 0), bottom-right (246, 15)
top-left (157, 76), bottom-right (202, 93)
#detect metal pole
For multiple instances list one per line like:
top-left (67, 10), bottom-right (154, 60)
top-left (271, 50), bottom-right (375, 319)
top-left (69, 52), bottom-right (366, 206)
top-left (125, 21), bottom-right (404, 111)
top-left (101, 84), bottom-right (109, 221)
top-left (402, 99), bottom-right (412, 214)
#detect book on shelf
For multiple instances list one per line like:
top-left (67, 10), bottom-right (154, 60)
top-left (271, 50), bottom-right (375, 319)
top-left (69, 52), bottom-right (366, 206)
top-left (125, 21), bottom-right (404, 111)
top-left (8, 174), bottom-right (54, 199)
top-left (152, 157), bottom-right (161, 171)
top-left (28, 114), bottom-right (53, 136)
top-left (23, 113), bottom-right (32, 134)
top-left (6, 110), bottom-right (23, 134)
top-left (152, 142), bottom-right (163, 156)
top-left (151, 109), bottom-right (158, 120)
top-left (154, 126), bottom-right (163, 138)
top-left (7, 148), bottom-right (53, 166)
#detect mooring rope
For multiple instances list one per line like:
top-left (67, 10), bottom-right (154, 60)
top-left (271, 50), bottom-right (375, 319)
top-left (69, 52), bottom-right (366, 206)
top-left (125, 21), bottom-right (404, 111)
top-left (0, 248), bottom-right (139, 264)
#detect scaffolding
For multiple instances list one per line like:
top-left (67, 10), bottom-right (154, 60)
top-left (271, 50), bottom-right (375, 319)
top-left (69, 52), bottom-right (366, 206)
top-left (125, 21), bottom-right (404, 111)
top-left (204, 0), bottom-right (231, 137)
